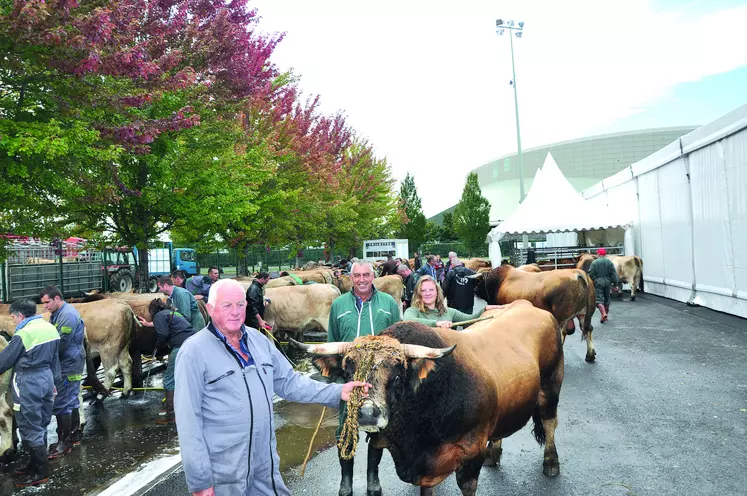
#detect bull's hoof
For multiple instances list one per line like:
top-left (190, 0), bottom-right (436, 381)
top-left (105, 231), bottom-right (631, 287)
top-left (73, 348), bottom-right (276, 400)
top-left (543, 461), bottom-right (560, 477)
top-left (631, 296), bottom-right (636, 301)
top-left (120, 390), bottom-right (132, 399)
top-left (482, 456), bottom-right (498, 467)
top-left (585, 352), bottom-right (596, 363)
top-left (339, 483), bottom-right (353, 496)
top-left (367, 485), bottom-right (382, 496)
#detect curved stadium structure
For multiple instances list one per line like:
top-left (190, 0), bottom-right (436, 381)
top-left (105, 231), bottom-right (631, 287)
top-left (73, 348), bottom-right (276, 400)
top-left (430, 126), bottom-right (698, 226)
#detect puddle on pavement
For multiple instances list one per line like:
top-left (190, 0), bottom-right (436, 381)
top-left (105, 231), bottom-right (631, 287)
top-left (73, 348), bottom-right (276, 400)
top-left (0, 347), bottom-right (337, 494)
top-left (274, 401), bottom-right (339, 475)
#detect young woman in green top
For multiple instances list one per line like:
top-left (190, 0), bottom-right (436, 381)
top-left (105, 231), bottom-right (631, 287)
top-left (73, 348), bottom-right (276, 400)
top-left (403, 276), bottom-right (502, 328)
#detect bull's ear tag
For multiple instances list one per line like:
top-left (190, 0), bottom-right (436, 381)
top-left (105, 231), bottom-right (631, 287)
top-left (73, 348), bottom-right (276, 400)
top-left (356, 344), bottom-right (361, 348)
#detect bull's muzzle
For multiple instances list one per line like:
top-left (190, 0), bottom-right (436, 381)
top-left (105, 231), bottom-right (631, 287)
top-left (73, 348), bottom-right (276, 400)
top-left (358, 400), bottom-right (387, 432)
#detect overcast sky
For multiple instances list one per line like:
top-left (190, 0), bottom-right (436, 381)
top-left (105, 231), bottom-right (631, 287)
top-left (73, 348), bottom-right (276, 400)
top-left (252, 0), bottom-right (747, 217)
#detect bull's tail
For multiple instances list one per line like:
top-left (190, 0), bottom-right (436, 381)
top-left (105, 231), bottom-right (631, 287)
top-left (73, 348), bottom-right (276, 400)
top-left (583, 274), bottom-right (596, 337)
top-left (531, 407), bottom-right (546, 445)
top-left (124, 304), bottom-right (143, 388)
top-left (635, 256), bottom-right (644, 292)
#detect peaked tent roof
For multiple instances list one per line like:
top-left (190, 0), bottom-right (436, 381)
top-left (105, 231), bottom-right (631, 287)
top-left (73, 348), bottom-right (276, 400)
top-left (488, 153), bottom-right (632, 242)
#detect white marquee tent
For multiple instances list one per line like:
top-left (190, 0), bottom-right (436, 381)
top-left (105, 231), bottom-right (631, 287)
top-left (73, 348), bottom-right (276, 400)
top-left (488, 153), bottom-right (632, 265)
top-left (582, 103), bottom-right (747, 318)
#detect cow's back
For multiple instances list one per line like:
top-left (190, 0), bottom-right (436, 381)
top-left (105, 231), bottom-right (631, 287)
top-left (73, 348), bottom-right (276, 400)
top-left (375, 275), bottom-right (403, 302)
top-left (265, 284), bottom-right (340, 330)
top-left (71, 300), bottom-right (135, 350)
top-left (435, 301), bottom-right (562, 440)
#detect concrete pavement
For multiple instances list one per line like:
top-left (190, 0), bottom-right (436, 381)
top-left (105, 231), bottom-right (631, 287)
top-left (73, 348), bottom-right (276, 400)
top-left (141, 294), bottom-right (747, 495)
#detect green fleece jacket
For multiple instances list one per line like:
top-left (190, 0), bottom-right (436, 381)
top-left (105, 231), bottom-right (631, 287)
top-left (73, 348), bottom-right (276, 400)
top-left (328, 288), bottom-right (400, 342)
top-left (403, 306), bottom-right (484, 327)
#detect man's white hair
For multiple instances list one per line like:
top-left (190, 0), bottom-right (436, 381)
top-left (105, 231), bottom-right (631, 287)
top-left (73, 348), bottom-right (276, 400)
top-left (351, 261), bottom-right (375, 274)
top-left (449, 251), bottom-right (457, 258)
top-left (208, 278), bottom-right (246, 306)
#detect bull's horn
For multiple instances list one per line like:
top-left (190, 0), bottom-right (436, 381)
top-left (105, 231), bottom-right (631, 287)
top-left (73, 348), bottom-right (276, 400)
top-left (401, 343), bottom-right (457, 359)
top-left (288, 338), bottom-right (353, 355)
top-left (466, 273), bottom-right (483, 280)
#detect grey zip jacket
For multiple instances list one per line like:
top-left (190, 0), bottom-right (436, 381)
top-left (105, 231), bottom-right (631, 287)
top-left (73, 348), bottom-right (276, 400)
top-left (174, 323), bottom-right (343, 495)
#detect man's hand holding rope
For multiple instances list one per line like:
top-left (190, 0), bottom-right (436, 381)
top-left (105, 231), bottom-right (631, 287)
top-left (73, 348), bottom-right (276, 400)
top-left (341, 381), bottom-right (371, 402)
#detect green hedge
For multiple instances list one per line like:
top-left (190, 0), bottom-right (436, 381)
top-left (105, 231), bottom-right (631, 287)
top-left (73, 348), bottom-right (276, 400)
top-left (418, 242), bottom-right (488, 258)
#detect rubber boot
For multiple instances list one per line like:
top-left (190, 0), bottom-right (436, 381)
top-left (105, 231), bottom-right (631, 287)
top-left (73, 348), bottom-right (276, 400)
top-left (155, 390), bottom-right (175, 425)
top-left (367, 444), bottom-right (383, 496)
top-left (338, 448), bottom-right (354, 496)
top-left (15, 445), bottom-right (50, 488)
top-left (597, 303), bottom-right (608, 323)
top-left (47, 418), bottom-right (62, 453)
top-left (48, 414), bottom-right (72, 459)
top-left (13, 457), bottom-right (33, 476)
top-left (70, 408), bottom-right (82, 446)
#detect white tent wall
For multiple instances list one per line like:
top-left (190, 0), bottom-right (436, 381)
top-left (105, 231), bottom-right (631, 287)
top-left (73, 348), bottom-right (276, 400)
top-left (581, 103), bottom-right (747, 318)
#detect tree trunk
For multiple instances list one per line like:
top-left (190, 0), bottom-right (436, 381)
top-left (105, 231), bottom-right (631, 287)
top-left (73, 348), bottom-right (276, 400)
top-left (138, 243), bottom-right (150, 293)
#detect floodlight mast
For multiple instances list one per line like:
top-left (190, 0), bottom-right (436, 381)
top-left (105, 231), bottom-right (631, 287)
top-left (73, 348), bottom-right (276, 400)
top-left (496, 18), bottom-right (528, 249)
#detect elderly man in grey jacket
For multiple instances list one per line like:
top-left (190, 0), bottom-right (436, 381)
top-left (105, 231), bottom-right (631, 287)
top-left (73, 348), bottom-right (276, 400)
top-left (175, 279), bottom-right (367, 496)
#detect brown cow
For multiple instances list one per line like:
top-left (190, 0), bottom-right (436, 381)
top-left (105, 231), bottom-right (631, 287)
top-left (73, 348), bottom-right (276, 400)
top-left (0, 334), bottom-right (13, 459)
top-left (1, 300), bottom-right (138, 393)
top-left (293, 299), bottom-right (564, 495)
top-left (263, 284), bottom-right (341, 335)
top-left (463, 258), bottom-right (492, 272)
top-left (472, 264), bottom-right (597, 362)
top-left (577, 253), bottom-right (644, 301)
top-left (608, 255), bottom-right (644, 300)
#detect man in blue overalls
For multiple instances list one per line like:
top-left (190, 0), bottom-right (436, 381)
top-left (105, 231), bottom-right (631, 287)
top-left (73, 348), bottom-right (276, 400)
top-left (40, 286), bottom-right (86, 459)
top-left (0, 298), bottom-right (60, 488)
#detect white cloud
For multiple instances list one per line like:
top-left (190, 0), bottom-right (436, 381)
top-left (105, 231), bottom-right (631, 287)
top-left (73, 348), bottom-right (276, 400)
top-left (252, 0), bottom-right (747, 216)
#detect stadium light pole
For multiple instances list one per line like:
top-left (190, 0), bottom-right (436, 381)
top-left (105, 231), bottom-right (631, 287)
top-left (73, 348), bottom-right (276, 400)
top-left (496, 19), bottom-right (529, 251)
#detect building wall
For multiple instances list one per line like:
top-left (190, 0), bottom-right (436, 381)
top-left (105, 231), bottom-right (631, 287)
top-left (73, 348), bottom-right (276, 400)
top-left (429, 126), bottom-right (698, 225)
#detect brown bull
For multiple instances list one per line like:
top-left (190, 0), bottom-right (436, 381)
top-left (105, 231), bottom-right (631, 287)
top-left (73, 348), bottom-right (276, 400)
top-left (577, 253), bottom-right (644, 301)
top-left (294, 300), bottom-right (564, 495)
top-left (472, 264), bottom-right (597, 362)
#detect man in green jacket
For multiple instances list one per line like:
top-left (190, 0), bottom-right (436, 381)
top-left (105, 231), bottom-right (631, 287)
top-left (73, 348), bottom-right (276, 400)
top-left (327, 261), bottom-right (399, 496)
top-left (588, 248), bottom-right (619, 323)
top-left (158, 276), bottom-right (206, 332)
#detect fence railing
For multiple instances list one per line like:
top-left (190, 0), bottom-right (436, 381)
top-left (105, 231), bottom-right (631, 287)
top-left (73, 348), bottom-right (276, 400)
top-left (511, 245), bottom-right (624, 269)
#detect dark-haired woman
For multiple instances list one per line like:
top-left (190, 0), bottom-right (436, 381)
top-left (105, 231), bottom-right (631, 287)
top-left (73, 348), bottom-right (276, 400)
top-left (137, 298), bottom-right (196, 425)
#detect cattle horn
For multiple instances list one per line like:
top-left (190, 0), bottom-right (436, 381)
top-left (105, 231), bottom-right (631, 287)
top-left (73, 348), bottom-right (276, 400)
top-left (466, 273), bottom-right (482, 280)
top-left (288, 338), bottom-right (353, 356)
top-left (401, 343), bottom-right (457, 359)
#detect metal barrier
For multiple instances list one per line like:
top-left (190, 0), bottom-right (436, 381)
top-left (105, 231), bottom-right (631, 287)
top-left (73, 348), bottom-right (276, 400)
top-left (1, 239), bottom-right (104, 302)
top-left (512, 245), bottom-right (624, 269)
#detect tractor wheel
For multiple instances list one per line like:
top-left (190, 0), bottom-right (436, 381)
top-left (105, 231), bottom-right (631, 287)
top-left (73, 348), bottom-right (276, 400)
top-left (147, 276), bottom-right (159, 293)
top-left (109, 269), bottom-right (134, 293)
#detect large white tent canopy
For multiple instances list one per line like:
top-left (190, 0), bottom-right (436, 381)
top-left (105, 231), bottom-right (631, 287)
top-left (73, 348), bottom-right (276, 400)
top-left (487, 153), bottom-right (632, 265)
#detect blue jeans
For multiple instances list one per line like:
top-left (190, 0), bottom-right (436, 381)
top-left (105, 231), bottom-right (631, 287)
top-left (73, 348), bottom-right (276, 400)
top-left (163, 348), bottom-right (180, 391)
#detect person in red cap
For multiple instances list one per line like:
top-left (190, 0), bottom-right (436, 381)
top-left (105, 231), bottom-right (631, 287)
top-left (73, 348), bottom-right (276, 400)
top-left (587, 248), bottom-right (619, 323)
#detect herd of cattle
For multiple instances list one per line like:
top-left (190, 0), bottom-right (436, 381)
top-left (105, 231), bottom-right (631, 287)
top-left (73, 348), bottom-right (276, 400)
top-left (0, 252), bottom-right (643, 493)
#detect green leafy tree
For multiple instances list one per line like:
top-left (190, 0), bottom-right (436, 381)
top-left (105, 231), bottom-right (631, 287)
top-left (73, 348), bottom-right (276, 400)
top-left (396, 173), bottom-right (426, 252)
top-left (454, 173), bottom-right (491, 257)
top-left (440, 211), bottom-right (458, 242)
top-left (424, 221), bottom-right (443, 243)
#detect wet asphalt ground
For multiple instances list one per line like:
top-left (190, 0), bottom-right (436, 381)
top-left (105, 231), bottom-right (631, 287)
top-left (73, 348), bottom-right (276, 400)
top-left (2, 293), bottom-right (746, 495)
top-left (144, 294), bottom-right (747, 496)
top-left (0, 369), bottom-right (180, 496)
